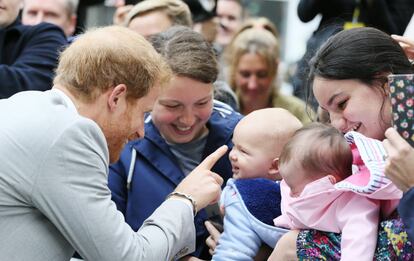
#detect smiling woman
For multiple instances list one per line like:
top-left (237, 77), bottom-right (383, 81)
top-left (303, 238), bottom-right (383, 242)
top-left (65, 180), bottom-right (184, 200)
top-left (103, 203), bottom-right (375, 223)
top-left (226, 27), bottom-right (313, 123)
top-left (269, 27), bottom-right (414, 261)
top-left (151, 76), bottom-right (213, 144)
top-left (313, 77), bottom-right (391, 140)
top-left (108, 26), bottom-right (242, 260)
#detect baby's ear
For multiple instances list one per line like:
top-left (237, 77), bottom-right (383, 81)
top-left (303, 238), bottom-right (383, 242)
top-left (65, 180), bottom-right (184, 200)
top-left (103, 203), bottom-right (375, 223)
top-left (268, 158), bottom-right (281, 180)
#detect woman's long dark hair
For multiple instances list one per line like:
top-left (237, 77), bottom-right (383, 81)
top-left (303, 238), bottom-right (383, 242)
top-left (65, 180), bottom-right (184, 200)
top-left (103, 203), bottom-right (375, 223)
top-left (306, 27), bottom-right (414, 105)
top-left (306, 27), bottom-right (414, 122)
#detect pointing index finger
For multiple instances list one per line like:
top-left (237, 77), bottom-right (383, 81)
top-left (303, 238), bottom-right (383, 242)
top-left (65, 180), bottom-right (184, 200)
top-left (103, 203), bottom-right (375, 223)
top-left (198, 145), bottom-right (228, 170)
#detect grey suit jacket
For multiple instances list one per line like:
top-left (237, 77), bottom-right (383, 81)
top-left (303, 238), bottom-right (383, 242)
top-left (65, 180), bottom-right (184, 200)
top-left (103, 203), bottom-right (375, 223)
top-left (0, 90), bottom-right (195, 260)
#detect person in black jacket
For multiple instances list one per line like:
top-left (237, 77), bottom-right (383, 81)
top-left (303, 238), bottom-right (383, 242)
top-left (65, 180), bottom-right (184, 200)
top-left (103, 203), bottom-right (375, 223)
top-left (0, 0), bottom-right (67, 98)
top-left (293, 0), bottom-right (414, 109)
top-left (22, 0), bottom-right (79, 38)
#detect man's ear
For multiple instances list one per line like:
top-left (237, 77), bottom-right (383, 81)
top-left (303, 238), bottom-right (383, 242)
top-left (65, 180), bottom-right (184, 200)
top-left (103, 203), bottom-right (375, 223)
top-left (107, 84), bottom-right (127, 111)
top-left (268, 157), bottom-right (281, 179)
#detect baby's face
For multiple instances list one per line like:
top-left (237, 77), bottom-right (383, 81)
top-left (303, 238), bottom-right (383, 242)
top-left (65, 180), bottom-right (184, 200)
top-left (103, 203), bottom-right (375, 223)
top-left (229, 124), bottom-right (278, 180)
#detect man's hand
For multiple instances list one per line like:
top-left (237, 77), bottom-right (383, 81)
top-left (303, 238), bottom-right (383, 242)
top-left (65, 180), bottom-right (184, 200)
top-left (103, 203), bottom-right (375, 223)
top-left (174, 145), bottom-right (227, 212)
top-left (383, 127), bottom-right (414, 192)
top-left (113, 5), bottom-right (134, 25)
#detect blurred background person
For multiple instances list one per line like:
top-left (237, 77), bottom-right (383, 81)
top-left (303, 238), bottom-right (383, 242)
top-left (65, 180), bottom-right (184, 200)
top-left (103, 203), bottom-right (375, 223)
top-left (124, 0), bottom-right (192, 38)
top-left (112, 0), bottom-right (134, 25)
top-left (237, 16), bottom-right (278, 38)
top-left (114, 0), bottom-right (219, 44)
top-left (183, 0), bottom-right (240, 111)
top-left (215, 0), bottom-right (245, 50)
top-left (121, 0), bottom-right (239, 112)
top-left (184, 0), bottom-right (218, 44)
top-left (75, 0), bottom-right (105, 34)
top-left (292, 0), bottom-right (414, 109)
top-left (0, 0), bottom-right (66, 98)
top-left (218, 16), bottom-right (279, 81)
top-left (116, 0), bottom-right (217, 42)
top-left (225, 27), bottom-right (312, 123)
top-left (22, 0), bottom-right (78, 38)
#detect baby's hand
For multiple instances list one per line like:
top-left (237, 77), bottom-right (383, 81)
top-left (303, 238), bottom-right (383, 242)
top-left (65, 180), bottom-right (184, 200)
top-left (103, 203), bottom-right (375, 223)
top-left (220, 204), bottom-right (225, 216)
top-left (204, 220), bottom-right (222, 255)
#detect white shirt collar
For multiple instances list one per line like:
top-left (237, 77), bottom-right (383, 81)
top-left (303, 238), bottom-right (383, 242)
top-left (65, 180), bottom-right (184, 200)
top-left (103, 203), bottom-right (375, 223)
top-left (52, 88), bottom-right (78, 114)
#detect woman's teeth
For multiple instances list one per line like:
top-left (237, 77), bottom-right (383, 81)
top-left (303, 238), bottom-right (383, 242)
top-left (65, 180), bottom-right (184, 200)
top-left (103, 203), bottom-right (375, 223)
top-left (176, 126), bottom-right (191, 131)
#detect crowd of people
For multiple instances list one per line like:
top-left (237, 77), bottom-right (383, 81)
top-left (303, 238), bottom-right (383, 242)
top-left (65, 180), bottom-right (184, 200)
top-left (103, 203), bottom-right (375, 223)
top-left (1, 0), bottom-right (414, 260)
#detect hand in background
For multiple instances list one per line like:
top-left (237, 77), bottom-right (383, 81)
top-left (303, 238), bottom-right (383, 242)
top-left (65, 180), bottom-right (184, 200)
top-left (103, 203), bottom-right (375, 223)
top-left (383, 127), bottom-right (414, 192)
top-left (113, 5), bottom-right (134, 25)
top-left (391, 35), bottom-right (414, 60)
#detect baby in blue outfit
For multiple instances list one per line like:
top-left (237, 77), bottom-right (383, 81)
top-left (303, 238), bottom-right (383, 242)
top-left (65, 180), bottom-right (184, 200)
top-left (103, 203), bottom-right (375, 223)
top-left (212, 108), bottom-right (303, 260)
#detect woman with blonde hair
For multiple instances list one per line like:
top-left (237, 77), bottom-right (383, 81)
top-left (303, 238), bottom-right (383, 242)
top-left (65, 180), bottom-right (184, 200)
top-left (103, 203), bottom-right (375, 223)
top-left (225, 28), bottom-right (312, 122)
